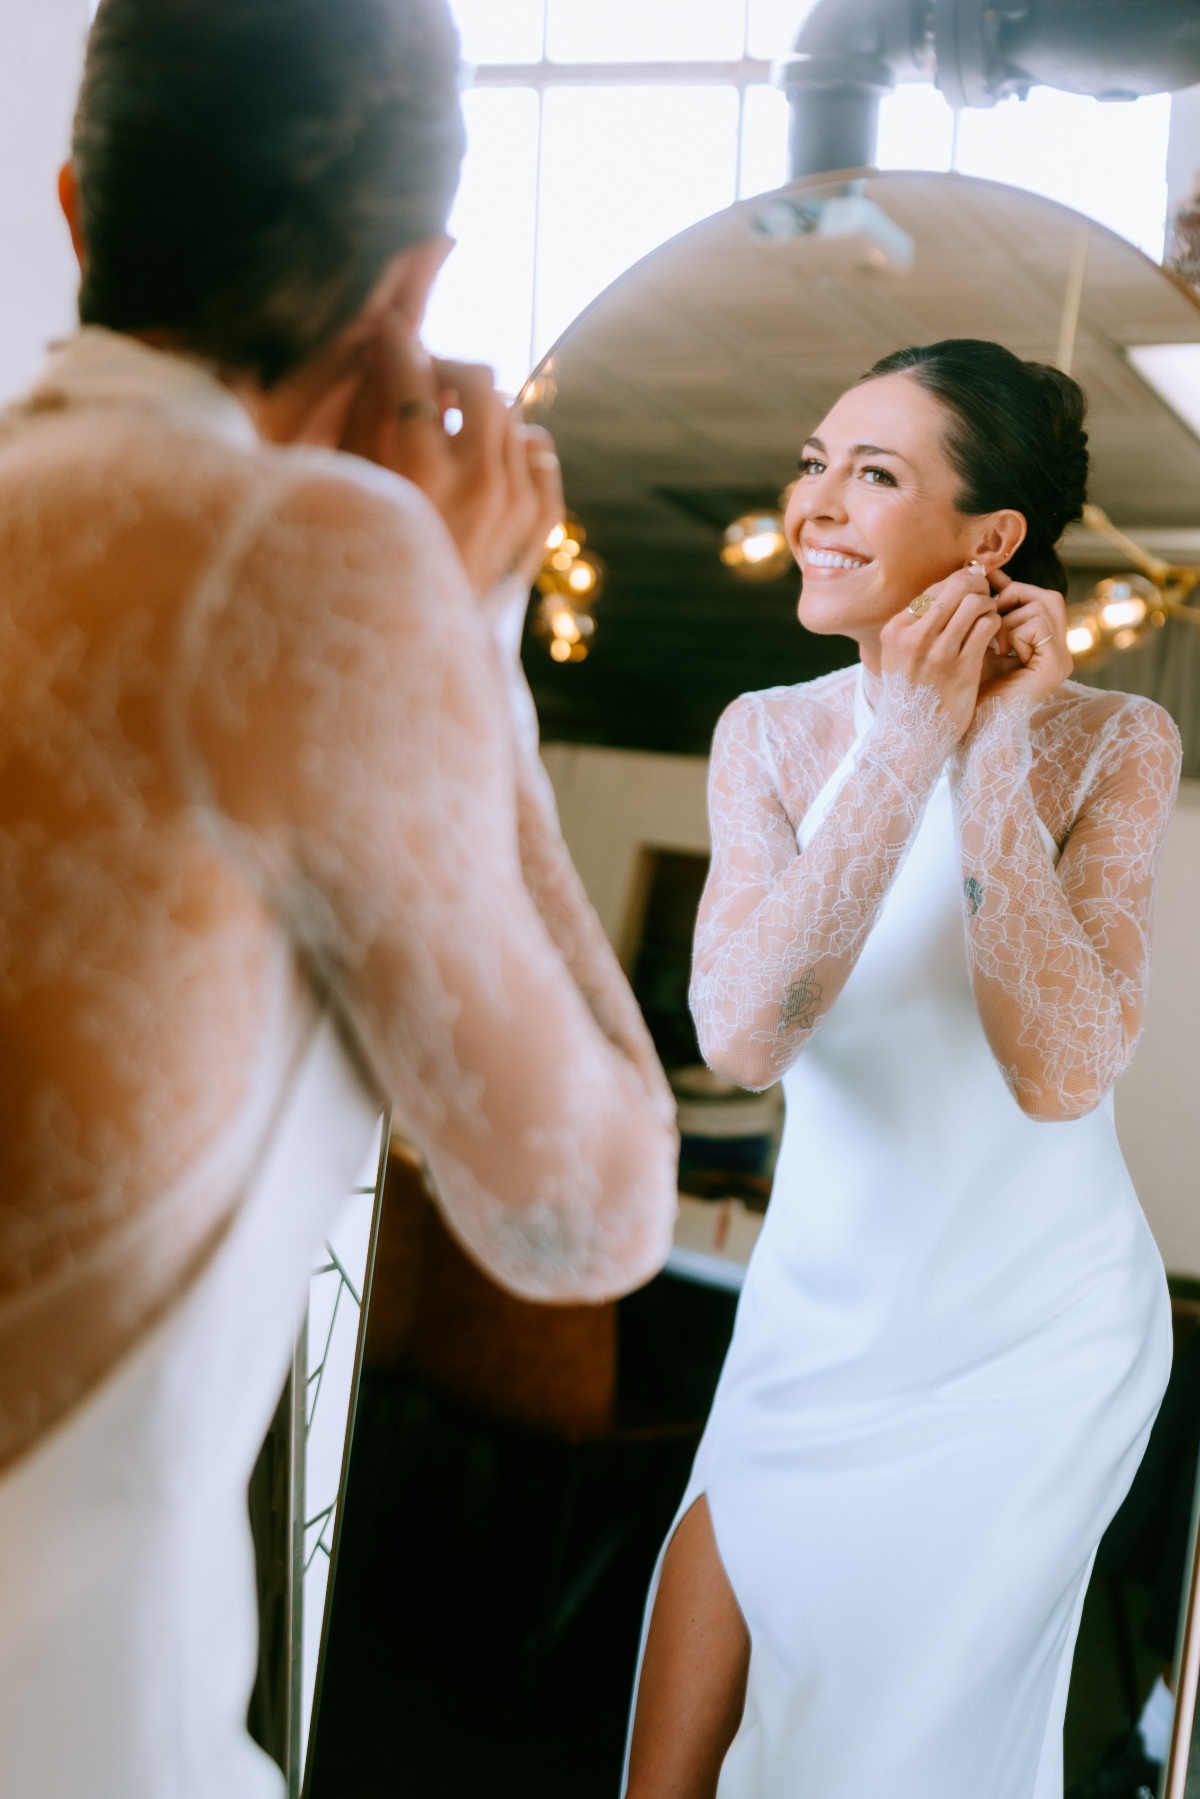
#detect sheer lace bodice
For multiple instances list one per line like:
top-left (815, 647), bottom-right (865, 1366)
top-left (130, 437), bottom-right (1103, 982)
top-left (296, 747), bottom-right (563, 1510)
top-left (691, 663), bottom-right (1180, 1113)
top-left (0, 329), bottom-right (676, 1470)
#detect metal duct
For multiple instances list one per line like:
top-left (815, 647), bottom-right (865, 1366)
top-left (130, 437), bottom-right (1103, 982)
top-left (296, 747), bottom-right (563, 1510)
top-left (780, 0), bottom-right (1200, 180)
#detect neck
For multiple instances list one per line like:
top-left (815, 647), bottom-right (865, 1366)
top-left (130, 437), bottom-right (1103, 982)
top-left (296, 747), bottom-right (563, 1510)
top-left (857, 631), bottom-right (883, 677)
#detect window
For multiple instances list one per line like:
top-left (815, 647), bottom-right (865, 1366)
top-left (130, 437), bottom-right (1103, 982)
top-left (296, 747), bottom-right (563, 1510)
top-left (424, 1), bottom-right (1172, 394)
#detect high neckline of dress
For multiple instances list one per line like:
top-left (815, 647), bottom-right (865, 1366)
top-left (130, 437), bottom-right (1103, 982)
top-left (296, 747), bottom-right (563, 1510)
top-left (854, 663), bottom-right (880, 738)
top-left (19, 326), bottom-right (259, 450)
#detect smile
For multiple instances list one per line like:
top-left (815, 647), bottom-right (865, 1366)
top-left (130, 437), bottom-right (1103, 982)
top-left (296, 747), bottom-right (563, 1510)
top-left (803, 548), bottom-right (869, 570)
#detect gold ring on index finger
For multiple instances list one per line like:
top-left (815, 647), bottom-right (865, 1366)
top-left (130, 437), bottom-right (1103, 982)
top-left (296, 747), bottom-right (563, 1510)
top-left (909, 594), bottom-right (936, 617)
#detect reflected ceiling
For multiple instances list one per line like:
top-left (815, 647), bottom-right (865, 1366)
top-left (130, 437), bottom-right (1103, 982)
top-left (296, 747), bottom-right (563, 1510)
top-left (520, 170), bottom-right (1200, 757)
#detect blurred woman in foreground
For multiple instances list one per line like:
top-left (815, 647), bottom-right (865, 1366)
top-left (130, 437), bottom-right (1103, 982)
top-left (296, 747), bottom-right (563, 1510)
top-left (0, 2), bottom-right (677, 1792)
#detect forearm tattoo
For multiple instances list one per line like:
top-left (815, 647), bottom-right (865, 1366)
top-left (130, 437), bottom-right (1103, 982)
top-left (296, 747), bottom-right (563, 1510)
top-left (779, 970), bottom-right (822, 1033)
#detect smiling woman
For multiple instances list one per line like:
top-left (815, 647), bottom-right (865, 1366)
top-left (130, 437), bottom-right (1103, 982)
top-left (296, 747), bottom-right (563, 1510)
top-left (624, 337), bottom-right (1183, 1799)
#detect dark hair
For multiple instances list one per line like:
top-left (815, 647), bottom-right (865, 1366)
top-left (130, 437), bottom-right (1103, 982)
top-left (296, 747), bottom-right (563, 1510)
top-left (864, 339), bottom-right (1089, 595)
top-left (74, 0), bottom-right (465, 386)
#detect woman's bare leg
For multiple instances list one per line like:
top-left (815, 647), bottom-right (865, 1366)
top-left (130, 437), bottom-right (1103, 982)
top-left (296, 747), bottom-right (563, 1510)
top-left (626, 1495), bottom-right (751, 1799)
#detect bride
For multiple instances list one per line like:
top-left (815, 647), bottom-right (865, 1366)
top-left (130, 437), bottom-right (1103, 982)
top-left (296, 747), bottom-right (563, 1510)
top-left (626, 338), bottom-right (1180, 1799)
top-left (0, 1), bottom-right (677, 1793)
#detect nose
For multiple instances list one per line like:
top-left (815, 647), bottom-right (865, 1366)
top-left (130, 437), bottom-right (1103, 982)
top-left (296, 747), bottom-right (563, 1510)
top-left (787, 465), bottom-right (848, 542)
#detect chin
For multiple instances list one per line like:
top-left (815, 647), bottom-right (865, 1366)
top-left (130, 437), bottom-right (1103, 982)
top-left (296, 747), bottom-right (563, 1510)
top-left (798, 586), bottom-right (868, 638)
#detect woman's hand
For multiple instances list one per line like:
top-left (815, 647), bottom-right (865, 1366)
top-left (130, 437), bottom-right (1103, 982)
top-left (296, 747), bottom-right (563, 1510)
top-left (977, 570), bottom-right (1072, 707)
top-left (339, 311), bottom-right (564, 597)
top-left (879, 566), bottom-right (1001, 740)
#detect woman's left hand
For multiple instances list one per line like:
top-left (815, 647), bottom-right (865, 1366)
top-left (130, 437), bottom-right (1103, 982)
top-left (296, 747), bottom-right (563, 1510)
top-left (977, 569), bottom-right (1072, 707)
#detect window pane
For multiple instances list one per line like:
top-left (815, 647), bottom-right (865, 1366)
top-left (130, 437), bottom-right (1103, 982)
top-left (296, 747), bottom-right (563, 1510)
top-left (545, 0), bottom-right (744, 64)
top-left (535, 85), bottom-right (740, 358)
top-left (876, 83), bottom-right (954, 173)
top-left (740, 83), bottom-right (789, 197)
top-left (448, 0), bottom-right (544, 64)
top-left (423, 88), bottom-right (540, 395)
top-left (746, 0), bottom-right (809, 60)
top-left (957, 89), bottom-right (1171, 260)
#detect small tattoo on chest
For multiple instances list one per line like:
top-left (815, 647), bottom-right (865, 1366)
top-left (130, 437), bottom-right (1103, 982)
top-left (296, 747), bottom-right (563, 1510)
top-left (779, 970), bottom-right (822, 1032)
top-left (964, 876), bottom-right (984, 917)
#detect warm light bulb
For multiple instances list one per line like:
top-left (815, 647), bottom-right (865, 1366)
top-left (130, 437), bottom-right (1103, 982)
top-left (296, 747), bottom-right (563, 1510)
top-left (1066, 616), bottom-right (1101, 657)
top-left (1088, 574), bottom-right (1161, 650)
top-left (549, 637), bottom-right (572, 662)
top-left (1099, 596), bottom-right (1148, 631)
top-left (567, 562), bottom-right (596, 595)
top-left (551, 609), bottom-right (580, 642)
top-left (720, 511), bottom-right (794, 582)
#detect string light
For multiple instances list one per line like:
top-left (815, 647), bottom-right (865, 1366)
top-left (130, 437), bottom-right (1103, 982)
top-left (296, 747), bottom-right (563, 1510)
top-left (534, 513), bottom-right (605, 664)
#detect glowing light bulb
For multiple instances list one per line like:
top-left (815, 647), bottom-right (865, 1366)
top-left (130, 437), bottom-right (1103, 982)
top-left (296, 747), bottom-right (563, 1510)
top-left (1066, 615), bottom-right (1101, 658)
top-left (544, 522), bottom-right (566, 551)
top-left (567, 562), bottom-right (596, 595)
top-left (1099, 595), bottom-right (1148, 631)
top-left (551, 609), bottom-right (580, 642)
top-left (549, 637), bottom-right (572, 662)
top-left (720, 511), bottom-right (794, 582)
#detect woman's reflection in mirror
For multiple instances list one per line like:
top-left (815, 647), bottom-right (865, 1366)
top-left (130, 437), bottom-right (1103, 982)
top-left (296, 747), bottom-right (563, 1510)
top-left (626, 340), bottom-right (1181, 1799)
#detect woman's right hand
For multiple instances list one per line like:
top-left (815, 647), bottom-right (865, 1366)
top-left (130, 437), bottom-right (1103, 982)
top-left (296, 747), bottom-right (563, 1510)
top-left (879, 567), bottom-right (1001, 741)
top-left (338, 311), bottom-right (563, 597)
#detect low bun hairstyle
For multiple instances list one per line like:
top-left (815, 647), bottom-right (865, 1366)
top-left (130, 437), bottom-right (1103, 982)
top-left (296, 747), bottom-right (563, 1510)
top-left (74, 0), bottom-right (465, 386)
top-left (864, 339), bottom-right (1089, 596)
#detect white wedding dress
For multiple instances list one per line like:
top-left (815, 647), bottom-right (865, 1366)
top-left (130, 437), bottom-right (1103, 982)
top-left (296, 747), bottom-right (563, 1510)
top-left (631, 663), bottom-right (1180, 1798)
top-left (0, 329), bottom-right (677, 1797)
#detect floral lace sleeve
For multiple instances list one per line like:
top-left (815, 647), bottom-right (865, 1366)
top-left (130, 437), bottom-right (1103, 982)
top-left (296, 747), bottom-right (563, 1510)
top-left (176, 457), bottom-right (677, 1300)
top-left (951, 691), bottom-right (1181, 1120)
top-left (690, 675), bottom-right (958, 1090)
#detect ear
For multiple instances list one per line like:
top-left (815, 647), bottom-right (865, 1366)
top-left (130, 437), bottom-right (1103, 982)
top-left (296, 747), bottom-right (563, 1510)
top-left (58, 162), bottom-right (86, 269)
top-left (969, 509), bottom-right (1026, 573)
top-left (354, 234), bottom-right (455, 337)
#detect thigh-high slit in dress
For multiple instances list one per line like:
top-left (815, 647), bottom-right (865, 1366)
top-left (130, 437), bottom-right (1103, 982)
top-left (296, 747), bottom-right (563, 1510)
top-left (628, 662), bottom-right (1179, 1799)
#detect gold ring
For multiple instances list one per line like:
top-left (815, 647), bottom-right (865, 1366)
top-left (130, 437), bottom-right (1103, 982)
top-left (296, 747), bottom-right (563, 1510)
top-left (909, 594), bottom-right (935, 617)
top-left (1033, 635), bottom-right (1052, 648)
top-left (395, 399), bottom-right (441, 423)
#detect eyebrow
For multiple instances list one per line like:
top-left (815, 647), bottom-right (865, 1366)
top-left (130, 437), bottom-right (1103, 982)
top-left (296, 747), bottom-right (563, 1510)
top-left (804, 435), bottom-right (914, 466)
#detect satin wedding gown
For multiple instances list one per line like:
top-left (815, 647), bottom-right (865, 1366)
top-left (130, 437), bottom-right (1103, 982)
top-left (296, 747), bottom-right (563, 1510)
top-left (631, 663), bottom-right (1180, 1798)
top-left (0, 328), bottom-right (677, 1797)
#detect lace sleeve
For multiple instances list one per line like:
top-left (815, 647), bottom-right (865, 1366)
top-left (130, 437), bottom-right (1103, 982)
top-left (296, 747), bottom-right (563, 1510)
top-left (484, 572), bottom-right (672, 1107)
top-left (690, 676), bottom-right (957, 1090)
top-left (951, 692), bottom-right (1181, 1121)
top-left (174, 456), bottom-right (677, 1301)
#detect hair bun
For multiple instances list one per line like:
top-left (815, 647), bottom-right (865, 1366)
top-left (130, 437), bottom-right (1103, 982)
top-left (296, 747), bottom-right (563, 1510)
top-left (1023, 360), bottom-right (1090, 541)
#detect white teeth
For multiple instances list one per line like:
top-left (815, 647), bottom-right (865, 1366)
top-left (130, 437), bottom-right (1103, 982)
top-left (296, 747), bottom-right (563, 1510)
top-left (805, 548), bottom-right (867, 570)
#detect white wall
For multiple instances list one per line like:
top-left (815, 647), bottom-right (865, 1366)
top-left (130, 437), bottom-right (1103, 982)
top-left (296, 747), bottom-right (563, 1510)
top-left (0, 1), bottom-right (89, 403)
top-left (545, 743), bottom-right (1200, 1277)
top-left (1168, 83), bottom-right (1200, 213)
top-left (1115, 780), bottom-right (1200, 1277)
top-left (540, 742), bottom-right (710, 958)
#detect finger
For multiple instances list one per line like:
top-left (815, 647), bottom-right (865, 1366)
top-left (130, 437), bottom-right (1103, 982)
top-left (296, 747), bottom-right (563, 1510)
top-left (933, 590), bottom-right (1000, 656)
top-left (962, 610), bottom-right (1002, 671)
top-left (523, 424), bottom-right (563, 534)
top-left (432, 358), bottom-right (503, 465)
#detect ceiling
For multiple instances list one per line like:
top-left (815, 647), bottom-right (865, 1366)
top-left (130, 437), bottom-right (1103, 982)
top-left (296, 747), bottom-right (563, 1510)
top-left (520, 169), bottom-right (1200, 757)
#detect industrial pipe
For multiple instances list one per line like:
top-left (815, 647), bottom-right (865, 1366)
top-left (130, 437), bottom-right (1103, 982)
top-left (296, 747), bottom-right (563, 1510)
top-left (780, 0), bottom-right (1200, 180)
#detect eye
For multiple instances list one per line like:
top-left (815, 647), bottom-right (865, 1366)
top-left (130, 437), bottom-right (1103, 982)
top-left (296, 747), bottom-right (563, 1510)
top-left (797, 456), bottom-right (825, 477)
top-left (861, 465), bottom-right (897, 486)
